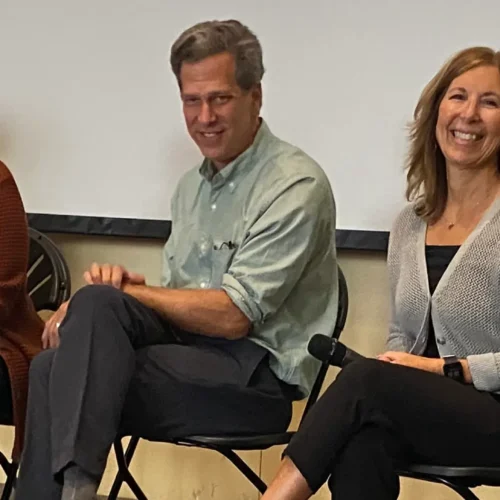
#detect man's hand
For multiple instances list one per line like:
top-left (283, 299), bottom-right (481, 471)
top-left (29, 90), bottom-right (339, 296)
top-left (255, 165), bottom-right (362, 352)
top-left (377, 351), bottom-right (443, 374)
top-left (42, 300), bottom-right (69, 349)
top-left (83, 263), bottom-right (146, 289)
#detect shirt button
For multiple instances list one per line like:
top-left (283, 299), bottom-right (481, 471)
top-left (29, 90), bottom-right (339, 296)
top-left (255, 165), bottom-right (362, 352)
top-left (200, 281), bottom-right (208, 289)
top-left (211, 203), bottom-right (216, 211)
top-left (199, 242), bottom-right (209, 255)
top-left (437, 337), bottom-right (446, 345)
top-left (229, 181), bottom-right (235, 189)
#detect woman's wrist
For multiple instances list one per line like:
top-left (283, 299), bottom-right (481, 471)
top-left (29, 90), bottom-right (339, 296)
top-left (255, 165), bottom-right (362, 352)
top-left (459, 359), bottom-right (472, 384)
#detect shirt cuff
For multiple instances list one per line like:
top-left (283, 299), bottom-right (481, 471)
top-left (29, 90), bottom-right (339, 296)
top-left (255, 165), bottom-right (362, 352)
top-left (467, 353), bottom-right (500, 392)
top-left (221, 273), bottom-right (263, 324)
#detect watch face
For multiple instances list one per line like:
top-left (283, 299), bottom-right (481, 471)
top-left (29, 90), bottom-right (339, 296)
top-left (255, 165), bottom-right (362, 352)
top-left (444, 358), bottom-right (464, 382)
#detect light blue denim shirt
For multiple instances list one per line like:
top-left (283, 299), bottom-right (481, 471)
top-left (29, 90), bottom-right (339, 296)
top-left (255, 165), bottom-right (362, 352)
top-left (162, 120), bottom-right (338, 397)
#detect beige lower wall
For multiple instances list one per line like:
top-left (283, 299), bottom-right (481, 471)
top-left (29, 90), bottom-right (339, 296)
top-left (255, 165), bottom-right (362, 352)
top-left (0, 234), bottom-right (496, 499)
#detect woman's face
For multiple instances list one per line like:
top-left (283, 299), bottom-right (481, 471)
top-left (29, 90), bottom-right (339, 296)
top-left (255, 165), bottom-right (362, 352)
top-left (436, 65), bottom-right (500, 170)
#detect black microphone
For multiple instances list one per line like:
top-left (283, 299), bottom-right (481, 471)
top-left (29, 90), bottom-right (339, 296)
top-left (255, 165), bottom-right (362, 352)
top-left (308, 334), bottom-right (365, 368)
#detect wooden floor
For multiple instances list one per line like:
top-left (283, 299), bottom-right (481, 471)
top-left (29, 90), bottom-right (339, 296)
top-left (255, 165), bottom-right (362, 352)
top-left (0, 486), bottom-right (126, 499)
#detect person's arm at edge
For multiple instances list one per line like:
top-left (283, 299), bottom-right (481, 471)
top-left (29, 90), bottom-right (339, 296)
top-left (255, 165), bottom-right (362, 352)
top-left (0, 167), bottom-right (29, 323)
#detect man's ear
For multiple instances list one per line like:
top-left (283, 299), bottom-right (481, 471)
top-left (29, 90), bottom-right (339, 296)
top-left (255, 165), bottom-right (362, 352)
top-left (251, 84), bottom-right (263, 110)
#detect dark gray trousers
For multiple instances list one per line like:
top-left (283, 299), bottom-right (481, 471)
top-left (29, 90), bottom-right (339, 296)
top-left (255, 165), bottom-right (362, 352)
top-left (16, 285), bottom-right (293, 500)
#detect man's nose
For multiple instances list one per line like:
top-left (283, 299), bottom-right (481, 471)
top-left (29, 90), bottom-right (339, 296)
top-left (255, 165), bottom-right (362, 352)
top-left (198, 101), bottom-right (216, 124)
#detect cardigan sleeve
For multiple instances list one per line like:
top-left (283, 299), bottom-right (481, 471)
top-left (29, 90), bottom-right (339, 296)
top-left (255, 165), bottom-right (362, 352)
top-left (466, 353), bottom-right (500, 393)
top-left (0, 163), bottom-right (30, 324)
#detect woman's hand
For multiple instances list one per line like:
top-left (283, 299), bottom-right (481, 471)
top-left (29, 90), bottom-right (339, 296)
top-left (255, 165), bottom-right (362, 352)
top-left (42, 300), bottom-right (69, 350)
top-left (377, 351), bottom-right (443, 374)
top-left (378, 351), bottom-right (473, 383)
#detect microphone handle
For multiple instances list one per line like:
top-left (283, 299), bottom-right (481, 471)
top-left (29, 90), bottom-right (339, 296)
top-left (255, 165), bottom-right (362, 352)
top-left (341, 348), bottom-right (365, 367)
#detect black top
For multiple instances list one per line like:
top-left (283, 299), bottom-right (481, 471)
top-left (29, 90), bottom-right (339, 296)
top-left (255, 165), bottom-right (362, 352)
top-left (423, 245), bottom-right (460, 358)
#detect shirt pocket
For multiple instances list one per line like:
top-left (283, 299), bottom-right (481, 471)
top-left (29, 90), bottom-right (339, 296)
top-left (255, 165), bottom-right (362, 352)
top-left (210, 246), bottom-right (237, 288)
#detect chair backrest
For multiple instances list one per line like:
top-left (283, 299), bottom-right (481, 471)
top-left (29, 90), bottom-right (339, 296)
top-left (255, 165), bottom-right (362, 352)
top-left (301, 264), bottom-right (349, 420)
top-left (27, 228), bottom-right (71, 312)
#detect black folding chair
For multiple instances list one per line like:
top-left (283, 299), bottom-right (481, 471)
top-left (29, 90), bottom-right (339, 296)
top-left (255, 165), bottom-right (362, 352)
top-left (0, 228), bottom-right (71, 500)
top-left (396, 463), bottom-right (500, 499)
top-left (108, 265), bottom-right (349, 499)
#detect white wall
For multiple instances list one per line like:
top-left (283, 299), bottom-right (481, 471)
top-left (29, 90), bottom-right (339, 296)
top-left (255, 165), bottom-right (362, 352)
top-left (2, 0), bottom-right (499, 231)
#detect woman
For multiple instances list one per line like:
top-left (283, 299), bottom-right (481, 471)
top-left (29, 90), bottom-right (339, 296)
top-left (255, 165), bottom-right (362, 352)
top-left (0, 161), bottom-right (44, 462)
top-left (262, 46), bottom-right (500, 499)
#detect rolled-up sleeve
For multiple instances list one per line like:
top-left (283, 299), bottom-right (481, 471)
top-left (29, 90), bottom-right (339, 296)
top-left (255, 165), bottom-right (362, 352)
top-left (222, 175), bottom-right (333, 324)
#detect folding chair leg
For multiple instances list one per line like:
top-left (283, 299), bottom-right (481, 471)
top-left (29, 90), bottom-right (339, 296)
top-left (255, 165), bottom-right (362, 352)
top-left (0, 457), bottom-right (10, 483)
top-left (436, 479), bottom-right (480, 500)
top-left (108, 437), bottom-right (146, 500)
top-left (1, 462), bottom-right (18, 500)
top-left (216, 448), bottom-right (268, 494)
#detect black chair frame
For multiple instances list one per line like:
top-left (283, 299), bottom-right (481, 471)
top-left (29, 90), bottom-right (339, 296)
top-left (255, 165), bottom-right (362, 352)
top-left (0, 228), bottom-right (71, 500)
top-left (26, 228), bottom-right (71, 311)
top-left (397, 463), bottom-right (500, 499)
top-left (108, 266), bottom-right (349, 499)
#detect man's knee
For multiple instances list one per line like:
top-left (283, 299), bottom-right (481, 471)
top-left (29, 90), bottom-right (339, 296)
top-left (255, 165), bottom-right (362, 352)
top-left (69, 284), bottom-right (125, 310)
top-left (29, 349), bottom-right (56, 386)
top-left (66, 285), bottom-right (132, 325)
top-left (62, 285), bottom-right (148, 347)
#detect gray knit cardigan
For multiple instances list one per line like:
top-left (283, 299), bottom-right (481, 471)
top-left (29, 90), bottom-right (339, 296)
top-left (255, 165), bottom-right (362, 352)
top-left (387, 197), bottom-right (500, 393)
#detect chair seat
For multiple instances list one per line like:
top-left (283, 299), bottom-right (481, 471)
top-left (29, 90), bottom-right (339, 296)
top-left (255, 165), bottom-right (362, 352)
top-left (167, 431), bottom-right (295, 451)
top-left (398, 464), bottom-right (500, 487)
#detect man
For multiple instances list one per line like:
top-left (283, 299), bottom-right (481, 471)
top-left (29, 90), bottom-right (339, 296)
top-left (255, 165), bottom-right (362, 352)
top-left (16, 19), bottom-right (338, 499)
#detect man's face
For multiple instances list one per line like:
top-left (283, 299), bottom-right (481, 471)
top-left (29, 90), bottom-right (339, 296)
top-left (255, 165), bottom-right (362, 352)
top-left (180, 52), bottom-right (262, 170)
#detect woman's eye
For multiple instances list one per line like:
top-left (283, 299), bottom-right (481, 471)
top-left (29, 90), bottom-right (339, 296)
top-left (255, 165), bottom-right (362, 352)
top-left (483, 99), bottom-right (499, 107)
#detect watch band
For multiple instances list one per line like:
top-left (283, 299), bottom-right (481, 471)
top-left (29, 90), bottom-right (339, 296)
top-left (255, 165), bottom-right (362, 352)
top-left (443, 355), bottom-right (464, 383)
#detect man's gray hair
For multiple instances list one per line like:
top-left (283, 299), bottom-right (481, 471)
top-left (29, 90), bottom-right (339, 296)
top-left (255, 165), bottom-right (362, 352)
top-left (170, 20), bottom-right (264, 91)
